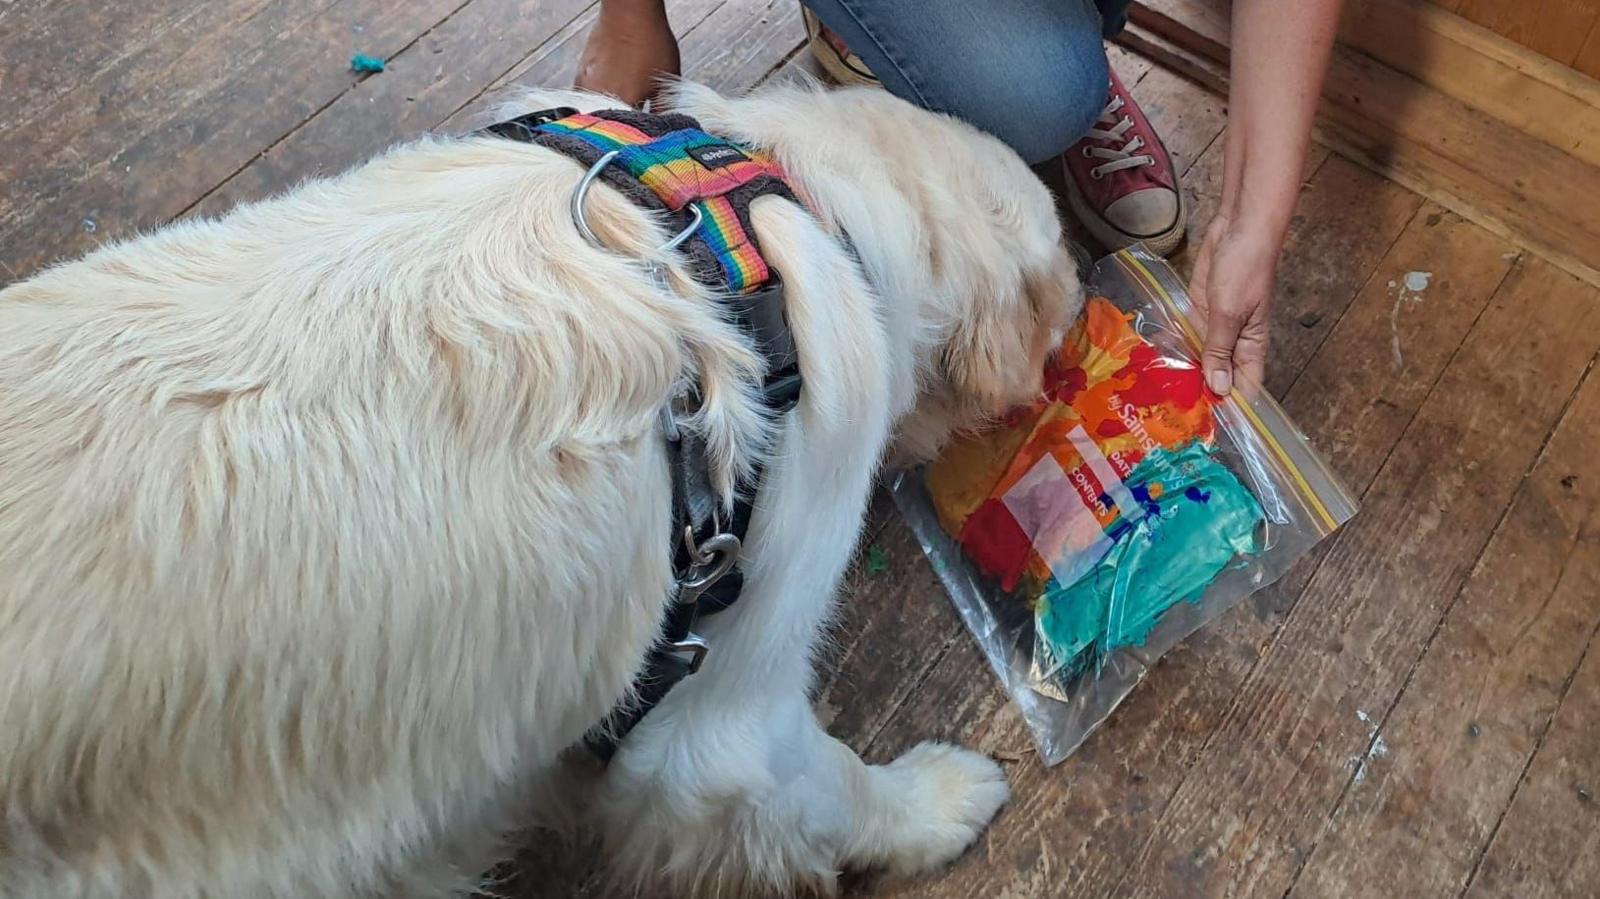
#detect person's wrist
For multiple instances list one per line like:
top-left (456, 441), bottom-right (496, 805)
top-left (1217, 208), bottom-right (1285, 262)
top-left (1236, 174), bottom-right (1301, 240)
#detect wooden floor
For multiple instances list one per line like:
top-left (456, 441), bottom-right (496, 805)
top-left (5, 2), bottom-right (1598, 897)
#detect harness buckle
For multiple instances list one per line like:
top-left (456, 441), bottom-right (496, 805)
top-left (483, 107), bottom-right (578, 142)
top-left (666, 633), bottom-right (710, 675)
top-left (763, 369), bottom-right (804, 414)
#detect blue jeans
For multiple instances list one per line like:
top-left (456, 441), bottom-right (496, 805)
top-left (799, 0), bottom-right (1131, 164)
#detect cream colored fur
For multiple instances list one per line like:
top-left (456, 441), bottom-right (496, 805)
top-left (0, 79), bottom-right (1080, 898)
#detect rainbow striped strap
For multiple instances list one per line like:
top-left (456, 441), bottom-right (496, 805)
top-left (487, 107), bottom-right (797, 295)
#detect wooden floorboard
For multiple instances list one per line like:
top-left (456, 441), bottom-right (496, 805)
top-left (1112, 257), bottom-right (1600, 899)
top-left (1122, 61), bottom-right (1224, 177)
top-left (1463, 549), bottom-right (1600, 898)
top-left (1339, 0), bottom-right (1600, 169)
top-left (0, 0), bottom-right (250, 136)
top-left (1294, 319), bottom-right (1600, 897)
top-left (187, 0), bottom-right (599, 217)
top-left (0, 0), bottom-right (470, 281)
top-left (8, 3), bottom-right (1600, 897)
top-left (439, 0), bottom-right (805, 134)
top-left (190, 0), bottom-right (803, 219)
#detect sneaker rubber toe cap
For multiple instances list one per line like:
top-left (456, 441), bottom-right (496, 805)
top-left (1102, 187), bottom-right (1181, 239)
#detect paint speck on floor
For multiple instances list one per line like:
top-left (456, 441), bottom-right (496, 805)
top-left (1389, 273), bottom-right (1432, 370)
top-left (1350, 710), bottom-right (1391, 785)
top-left (865, 544), bottom-right (889, 576)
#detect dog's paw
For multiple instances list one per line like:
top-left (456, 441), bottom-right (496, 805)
top-left (872, 741), bottom-right (1010, 876)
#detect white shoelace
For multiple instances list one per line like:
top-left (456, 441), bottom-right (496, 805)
top-left (1080, 93), bottom-right (1155, 179)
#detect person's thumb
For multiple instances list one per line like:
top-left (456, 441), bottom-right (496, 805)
top-left (1202, 306), bottom-right (1245, 396)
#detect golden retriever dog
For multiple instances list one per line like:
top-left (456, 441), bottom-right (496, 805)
top-left (0, 80), bottom-right (1080, 898)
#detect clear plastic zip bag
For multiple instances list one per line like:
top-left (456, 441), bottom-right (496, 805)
top-left (890, 246), bottom-right (1358, 765)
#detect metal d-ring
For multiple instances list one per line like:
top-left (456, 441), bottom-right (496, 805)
top-left (571, 150), bottom-right (704, 253)
top-left (678, 530), bottom-right (741, 597)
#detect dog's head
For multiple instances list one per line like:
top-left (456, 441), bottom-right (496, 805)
top-left (868, 97), bottom-right (1081, 463)
top-left (662, 80), bottom-right (1082, 463)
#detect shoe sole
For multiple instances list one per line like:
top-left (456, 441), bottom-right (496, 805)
top-left (1063, 171), bottom-right (1186, 257)
top-left (803, 8), bottom-right (882, 88)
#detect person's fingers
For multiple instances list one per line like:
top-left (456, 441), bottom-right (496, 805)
top-left (1201, 300), bottom-right (1246, 396)
top-left (1231, 315), bottom-right (1270, 397)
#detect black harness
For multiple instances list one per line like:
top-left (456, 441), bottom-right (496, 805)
top-left (480, 107), bottom-right (804, 759)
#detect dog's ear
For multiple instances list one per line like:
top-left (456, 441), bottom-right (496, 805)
top-left (942, 289), bottom-right (1035, 411)
top-left (1026, 242), bottom-right (1084, 354)
top-left (942, 242), bottom-right (1080, 414)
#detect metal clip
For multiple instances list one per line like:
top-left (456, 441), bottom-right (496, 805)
top-left (571, 150), bottom-right (704, 255)
top-left (677, 531), bottom-right (740, 604)
top-left (666, 633), bottom-right (709, 674)
top-left (663, 532), bottom-right (739, 676)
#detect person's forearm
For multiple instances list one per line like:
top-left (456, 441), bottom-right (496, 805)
top-left (577, 0), bottom-right (678, 105)
top-left (598, 0), bottom-right (670, 31)
top-left (600, 0), bottom-right (666, 13)
top-left (1220, 0), bottom-right (1342, 240)
top-left (1190, 0), bottom-right (1342, 395)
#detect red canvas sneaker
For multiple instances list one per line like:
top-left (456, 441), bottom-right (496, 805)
top-left (1062, 68), bottom-right (1185, 255)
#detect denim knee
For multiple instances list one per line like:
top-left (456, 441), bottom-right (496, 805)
top-left (803, 0), bottom-right (1113, 164)
top-left (940, 34), bottom-right (1110, 164)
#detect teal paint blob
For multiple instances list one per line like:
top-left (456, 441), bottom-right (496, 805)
top-left (350, 54), bottom-right (386, 73)
top-left (1034, 439), bottom-right (1262, 678)
top-left (865, 544), bottom-right (889, 576)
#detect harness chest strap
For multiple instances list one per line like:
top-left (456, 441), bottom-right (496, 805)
top-left (481, 107), bottom-right (805, 757)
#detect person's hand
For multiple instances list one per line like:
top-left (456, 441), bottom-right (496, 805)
top-left (575, 0), bottom-right (680, 107)
top-left (1188, 213), bottom-right (1276, 396)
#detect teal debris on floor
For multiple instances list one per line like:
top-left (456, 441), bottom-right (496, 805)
top-left (865, 544), bottom-right (889, 576)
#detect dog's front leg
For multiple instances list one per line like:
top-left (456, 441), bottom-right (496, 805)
top-left (594, 414), bottom-right (1009, 896)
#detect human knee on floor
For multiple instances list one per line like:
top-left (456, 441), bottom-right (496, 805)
top-left (935, 31), bottom-right (1110, 164)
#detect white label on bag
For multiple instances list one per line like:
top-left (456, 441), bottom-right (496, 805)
top-left (998, 431), bottom-right (1126, 585)
top-left (1066, 424), bottom-right (1145, 522)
